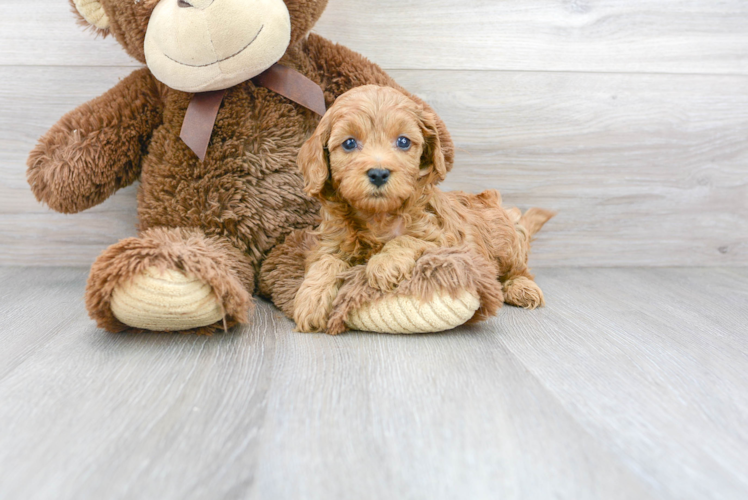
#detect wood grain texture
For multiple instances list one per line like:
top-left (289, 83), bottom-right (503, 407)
top-left (0, 267), bottom-right (93, 379)
top-left (2, 66), bottom-right (746, 266)
top-left (0, 267), bottom-right (746, 499)
top-left (2, 0), bottom-right (748, 74)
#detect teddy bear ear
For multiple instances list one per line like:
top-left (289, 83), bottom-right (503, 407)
top-left (71, 0), bottom-right (111, 31)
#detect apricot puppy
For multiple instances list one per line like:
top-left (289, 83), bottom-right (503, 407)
top-left (293, 85), bottom-right (553, 333)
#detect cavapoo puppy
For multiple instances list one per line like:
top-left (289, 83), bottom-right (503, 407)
top-left (293, 85), bottom-right (554, 333)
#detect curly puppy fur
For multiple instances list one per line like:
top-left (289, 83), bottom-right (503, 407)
top-left (28, 0), bottom-right (454, 333)
top-left (291, 85), bottom-right (554, 333)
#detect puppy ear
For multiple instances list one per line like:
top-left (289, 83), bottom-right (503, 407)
top-left (418, 107), bottom-right (448, 183)
top-left (298, 112), bottom-right (333, 197)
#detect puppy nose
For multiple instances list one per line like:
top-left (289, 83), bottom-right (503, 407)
top-left (367, 169), bottom-right (391, 187)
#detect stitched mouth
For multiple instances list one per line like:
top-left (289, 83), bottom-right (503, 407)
top-left (164, 24), bottom-right (265, 68)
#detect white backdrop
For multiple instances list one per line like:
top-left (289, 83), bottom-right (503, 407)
top-left (1, 0), bottom-right (747, 266)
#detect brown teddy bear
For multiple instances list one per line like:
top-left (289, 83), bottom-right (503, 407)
top-left (28, 0), bottom-right (476, 334)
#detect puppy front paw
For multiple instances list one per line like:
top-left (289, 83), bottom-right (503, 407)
top-left (365, 253), bottom-right (416, 291)
top-left (294, 301), bottom-right (329, 333)
top-left (293, 282), bottom-right (337, 333)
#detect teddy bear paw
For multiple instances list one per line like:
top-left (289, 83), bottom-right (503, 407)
top-left (345, 290), bottom-right (481, 334)
top-left (110, 267), bottom-right (224, 331)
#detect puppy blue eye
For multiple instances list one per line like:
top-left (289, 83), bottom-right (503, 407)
top-left (396, 136), bottom-right (412, 150)
top-left (342, 138), bottom-right (358, 152)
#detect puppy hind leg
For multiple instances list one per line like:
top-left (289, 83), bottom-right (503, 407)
top-left (500, 208), bottom-right (554, 310)
top-left (502, 274), bottom-right (545, 310)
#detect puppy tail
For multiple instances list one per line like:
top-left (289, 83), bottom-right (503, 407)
top-left (519, 208), bottom-right (556, 237)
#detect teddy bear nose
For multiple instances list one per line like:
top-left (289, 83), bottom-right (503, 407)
top-left (178, 0), bottom-right (214, 8)
top-left (367, 169), bottom-right (391, 187)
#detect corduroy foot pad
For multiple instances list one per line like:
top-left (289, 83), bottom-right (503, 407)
top-left (110, 267), bottom-right (224, 331)
top-left (345, 290), bottom-right (481, 334)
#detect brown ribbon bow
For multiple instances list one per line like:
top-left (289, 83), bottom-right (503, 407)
top-left (180, 63), bottom-right (327, 161)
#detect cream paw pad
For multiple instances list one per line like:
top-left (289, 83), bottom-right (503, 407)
top-left (345, 290), bottom-right (481, 334)
top-left (110, 267), bottom-right (224, 331)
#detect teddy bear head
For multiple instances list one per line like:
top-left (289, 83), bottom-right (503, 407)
top-left (70, 0), bottom-right (329, 92)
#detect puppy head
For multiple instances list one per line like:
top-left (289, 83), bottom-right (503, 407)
top-left (298, 85), bottom-right (448, 214)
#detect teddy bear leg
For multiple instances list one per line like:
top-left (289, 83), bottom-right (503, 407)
top-left (85, 227), bottom-right (256, 334)
top-left (258, 228), bottom-right (318, 320)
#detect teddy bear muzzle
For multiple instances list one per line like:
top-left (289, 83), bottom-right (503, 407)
top-left (144, 0), bottom-right (292, 93)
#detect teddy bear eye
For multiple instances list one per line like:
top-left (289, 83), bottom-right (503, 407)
top-left (342, 138), bottom-right (358, 152)
top-left (396, 136), bottom-right (412, 151)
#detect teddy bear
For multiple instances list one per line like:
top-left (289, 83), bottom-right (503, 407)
top-left (28, 0), bottom-right (492, 334)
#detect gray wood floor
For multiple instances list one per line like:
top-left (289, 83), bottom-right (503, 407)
top-left (1, 266), bottom-right (746, 500)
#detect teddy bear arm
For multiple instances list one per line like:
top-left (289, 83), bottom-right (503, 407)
top-left (26, 68), bottom-right (163, 214)
top-left (305, 33), bottom-right (397, 95)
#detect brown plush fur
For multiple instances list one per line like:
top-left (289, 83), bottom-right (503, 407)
top-left (288, 86), bottom-right (554, 333)
top-left (28, 0), bottom-right (453, 333)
